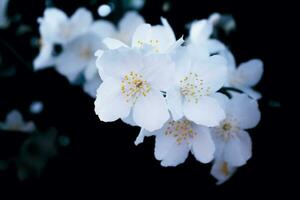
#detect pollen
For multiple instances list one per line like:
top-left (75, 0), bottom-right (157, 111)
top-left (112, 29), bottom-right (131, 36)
top-left (121, 71), bottom-right (151, 104)
top-left (165, 119), bottom-right (196, 145)
top-left (220, 162), bottom-right (229, 176)
top-left (216, 118), bottom-right (239, 141)
top-left (136, 39), bottom-right (160, 52)
top-left (180, 72), bottom-right (210, 103)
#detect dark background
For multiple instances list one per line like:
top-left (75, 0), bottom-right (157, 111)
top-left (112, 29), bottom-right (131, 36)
top-left (0, 0), bottom-right (296, 198)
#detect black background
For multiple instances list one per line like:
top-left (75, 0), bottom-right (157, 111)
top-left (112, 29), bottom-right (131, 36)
top-left (0, 0), bottom-right (296, 198)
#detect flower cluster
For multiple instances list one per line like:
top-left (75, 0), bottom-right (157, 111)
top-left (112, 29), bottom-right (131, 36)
top-left (33, 5), bottom-right (263, 184)
top-left (94, 12), bottom-right (263, 184)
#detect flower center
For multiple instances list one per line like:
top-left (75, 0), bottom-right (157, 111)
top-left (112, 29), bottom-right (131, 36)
top-left (180, 72), bottom-right (210, 103)
top-left (80, 47), bottom-right (93, 59)
top-left (220, 162), bottom-right (229, 176)
top-left (165, 119), bottom-right (196, 145)
top-left (121, 71), bottom-right (151, 104)
top-left (136, 39), bottom-right (160, 52)
top-left (215, 118), bottom-right (239, 141)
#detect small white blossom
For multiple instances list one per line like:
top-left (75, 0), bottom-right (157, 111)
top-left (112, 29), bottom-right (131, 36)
top-left (55, 32), bottom-right (103, 83)
top-left (166, 45), bottom-right (227, 127)
top-left (38, 7), bottom-right (93, 44)
top-left (221, 49), bottom-right (263, 99)
top-left (0, 110), bottom-right (36, 133)
top-left (135, 118), bottom-right (215, 167)
top-left (95, 47), bottom-right (174, 131)
top-left (34, 7), bottom-right (94, 70)
top-left (210, 93), bottom-right (260, 183)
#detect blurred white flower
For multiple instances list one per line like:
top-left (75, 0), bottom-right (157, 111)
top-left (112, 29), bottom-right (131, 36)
top-left (210, 93), bottom-right (260, 183)
top-left (0, 110), bottom-right (36, 133)
top-left (188, 17), bottom-right (225, 53)
top-left (167, 45), bottom-right (227, 127)
top-left (38, 7), bottom-right (93, 44)
top-left (34, 7), bottom-right (93, 70)
top-left (135, 118), bottom-right (215, 167)
top-left (0, 0), bottom-right (9, 28)
top-left (55, 32), bottom-right (103, 83)
top-left (95, 47), bottom-right (174, 131)
top-left (221, 49), bottom-right (263, 99)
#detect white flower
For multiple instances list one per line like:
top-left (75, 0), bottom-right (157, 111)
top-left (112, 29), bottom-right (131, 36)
top-left (135, 118), bottom-right (215, 167)
top-left (210, 158), bottom-right (237, 185)
top-left (166, 45), bottom-right (227, 127)
top-left (103, 17), bottom-right (184, 53)
top-left (188, 17), bottom-right (225, 54)
top-left (38, 7), bottom-right (93, 44)
top-left (94, 47), bottom-right (174, 131)
top-left (0, 110), bottom-right (36, 133)
top-left (0, 0), bottom-right (9, 28)
top-left (211, 93), bottom-right (260, 169)
top-left (34, 7), bottom-right (93, 70)
top-left (55, 32), bottom-right (103, 83)
top-left (221, 49), bottom-right (263, 99)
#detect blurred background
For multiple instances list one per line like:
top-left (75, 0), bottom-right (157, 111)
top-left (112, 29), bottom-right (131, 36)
top-left (0, 0), bottom-right (295, 198)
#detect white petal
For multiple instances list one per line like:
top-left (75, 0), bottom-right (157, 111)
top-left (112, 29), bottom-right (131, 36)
top-left (189, 19), bottom-right (213, 44)
top-left (236, 59), bottom-right (263, 87)
top-left (223, 130), bottom-right (252, 167)
top-left (226, 93), bottom-right (261, 129)
top-left (142, 53), bottom-right (175, 91)
top-left (183, 96), bottom-right (225, 127)
top-left (166, 36), bottom-right (184, 53)
top-left (89, 20), bottom-right (116, 39)
top-left (132, 24), bottom-right (152, 48)
top-left (94, 78), bottom-right (131, 122)
top-left (118, 11), bottom-right (145, 45)
top-left (212, 92), bottom-right (229, 111)
top-left (39, 8), bottom-right (68, 43)
top-left (191, 126), bottom-right (215, 163)
top-left (205, 39), bottom-right (226, 54)
top-left (102, 37), bottom-right (128, 49)
top-left (121, 111), bottom-right (137, 127)
top-left (133, 90), bottom-right (169, 131)
top-left (211, 159), bottom-right (237, 185)
top-left (33, 41), bottom-right (55, 70)
top-left (84, 59), bottom-right (98, 81)
top-left (196, 55), bottom-right (227, 93)
top-left (166, 87), bottom-right (184, 121)
top-left (70, 8), bottom-right (93, 35)
top-left (99, 48), bottom-right (143, 79)
top-left (134, 128), bottom-right (155, 145)
top-left (154, 128), bottom-right (190, 167)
